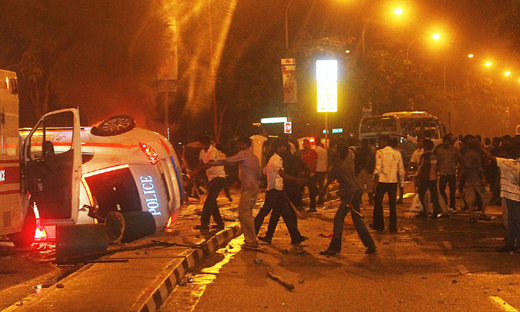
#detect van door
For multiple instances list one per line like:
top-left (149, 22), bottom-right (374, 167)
top-left (23, 109), bottom-right (81, 222)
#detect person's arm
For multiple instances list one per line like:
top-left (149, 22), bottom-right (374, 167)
top-left (279, 169), bottom-right (305, 184)
top-left (477, 142), bottom-right (497, 164)
top-left (398, 154), bottom-right (405, 188)
top-left (207, 150), bottom-right (244, 167)
top-left (373, 150), bottom-right (382, 192)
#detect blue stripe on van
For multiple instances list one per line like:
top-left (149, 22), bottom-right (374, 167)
top-left (170, 156), bottom-right (185, 200)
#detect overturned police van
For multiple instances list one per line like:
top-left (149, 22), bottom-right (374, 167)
top-left (0, 69), bottom-right (183, 246)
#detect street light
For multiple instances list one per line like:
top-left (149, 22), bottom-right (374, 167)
top-left (406, 33), bottom-right (441, 62)
top-left (362, 7), bottom-right (404, 59)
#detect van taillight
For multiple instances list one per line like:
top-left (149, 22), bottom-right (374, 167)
top-left (140, 143), bottom-right (159, 164)
top-left (33, 204), bottom-right (48, 241)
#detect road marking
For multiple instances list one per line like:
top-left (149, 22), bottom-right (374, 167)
top-left (490, 296), bottom-right (518, 311)
top-left (443, 241), bottom-right (453, 250)
top-left (456, 264), bottom-right (469, 275)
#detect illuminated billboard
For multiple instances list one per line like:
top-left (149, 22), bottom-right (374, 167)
top-left (316, 60), bottom-right (338, 113)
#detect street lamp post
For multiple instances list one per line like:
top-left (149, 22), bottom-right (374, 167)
top-left (285, 0), bottom-right (294, 50)
top-left (406, 39), bottom-right (417, 62)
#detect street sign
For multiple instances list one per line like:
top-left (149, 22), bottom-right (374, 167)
top-left (316, 60), bottom-right (338, 113)
top-left (284, 122), bottom-right (292, 134)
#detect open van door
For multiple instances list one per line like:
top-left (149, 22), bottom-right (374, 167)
top-left (23, 109), bottom-right (82, 223)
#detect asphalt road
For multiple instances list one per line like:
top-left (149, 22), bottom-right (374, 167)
top-left (161, 189), bottom-right (520, 312)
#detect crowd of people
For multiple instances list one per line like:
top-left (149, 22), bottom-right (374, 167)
top-left (192, 131), bottom-right (520, 255)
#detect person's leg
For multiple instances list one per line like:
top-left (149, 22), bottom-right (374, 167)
top-left (439, 175), bottom-right (449, 209)
top-left (308, 175), bottom-right (318, 210)
top-left (429, 180), bottom-right (442, 217)
top-left (417, 181), bottom-right (428, 216)
top-left (223, 177), bottom-right (232, 201)
top-left (263, 190), bottom-right (285, 239)
top-left (464, 184), bottom-right (476, 221)
top-left (475, 183), bottom-right (491, 218)
top-left (447, 175), bottom-right (457, 209)
top-left (372, 184), bottom-right (386, 230)
top-left (254, 190), bottom-right (274, 234)
top-left (503, 197), bottom-right (508, 228)
top-left (209, 177), bottom-right (225, 226)
top-left (200, 177), bottom-right (221, 226)
top-left (280, 198), bottom-right (304, 243)
top-left (504, 198), bottom-right (520, 249)
top-left (350, 192), bottom-right (375, 249)
top-left (327, 196), bottom-right (349, 253)
top-left (388, 184), bottom-right (398, 232)
top-left (316, 172), bottom-right (326, 205)
top-left (239, 189), bottom-right (258, 246)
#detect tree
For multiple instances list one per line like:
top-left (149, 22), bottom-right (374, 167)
top-left (0, 0), bottom-right (174, 129)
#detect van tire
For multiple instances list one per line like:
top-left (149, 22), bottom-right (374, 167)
top-left (10, 205), bottom-right (36, 248)
top-left (91, 115), bottom-right (136, 136)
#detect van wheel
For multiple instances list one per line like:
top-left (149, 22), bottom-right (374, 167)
top-left (9, 206), bottom-right (36, 248)
top-left (91, 115), bottom-right (136, 136)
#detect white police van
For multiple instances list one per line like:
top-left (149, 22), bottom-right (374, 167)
top-left (0, 70), bottom-right (184, 246)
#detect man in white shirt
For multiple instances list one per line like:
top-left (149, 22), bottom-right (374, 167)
top-left (479, 138), bottom-right (520, 252)
top-left (315, 140), bottom-right (328, 205)
top-left (371, 135), bottom-right (405, 233)
top-left (196, 136), bottom-right (227, 230)
top-left (254, 139), bottom-right (308, 245)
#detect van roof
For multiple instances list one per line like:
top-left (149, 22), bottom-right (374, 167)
top-left (381, 111), bottom-right (432, 117)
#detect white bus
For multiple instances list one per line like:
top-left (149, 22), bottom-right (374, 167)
top-left (359, 111), bottom-right (444, 155)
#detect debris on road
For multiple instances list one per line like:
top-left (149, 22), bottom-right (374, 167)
top-left (267, 271), bottom-right (295, 291)
top-left (254, 258), bottom-right (263, 265)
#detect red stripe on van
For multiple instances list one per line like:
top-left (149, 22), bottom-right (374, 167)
top-left (0, 166), bottom-right (20, 184)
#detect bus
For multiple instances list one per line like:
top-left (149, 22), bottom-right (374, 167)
top-left (359, 111), bottom-right (444, 155)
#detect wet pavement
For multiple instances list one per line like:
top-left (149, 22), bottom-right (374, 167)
top-left (2, 184), bottom-right (520, 311)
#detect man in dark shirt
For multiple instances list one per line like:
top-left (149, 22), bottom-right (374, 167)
top-left (319, 143), bottom-right (376, 256)
top-left (416, 139), bottom-right (442, 219)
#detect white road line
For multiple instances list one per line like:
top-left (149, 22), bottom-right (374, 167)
top-left (490, 296), bottom-right (518, 311)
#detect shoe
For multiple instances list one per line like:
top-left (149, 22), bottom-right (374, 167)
top-left (430, 214), bottom-right (439, 220)
top-left (257, 236), bottom-right (272, 244)
top-left (415, 213), bottom-right (427, 219)
top-left (496, 245), bottom-right (514, 253)
top-left (292, 236), bottom-right (309, 245)
top-left (469, 218), bottom-right (477, 223)
top-left (319, 249), bottom-right (338, 256)
top-left (449, 207), bottom-right (457, 212)
top-left (365, 246), bottom-right (377, 254)
top-left (438, 213), bottom-right (450, 218)
top-left (479, 214), bottom-right (492, 221)
top-left (194, 224), bottom-right (210, 230)
top-left (307, 208), bottom-right (317, 213)
top-left (212, 224), bottom-right (225, 230)
top-left (369, 224), bottom-right (384, 232)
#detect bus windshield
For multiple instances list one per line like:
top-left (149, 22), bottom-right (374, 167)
top-left (359, 117), bottom-right (397, 133)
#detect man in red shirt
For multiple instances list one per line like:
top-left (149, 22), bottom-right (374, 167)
top-left (300, 139), bottom-right (319, 212)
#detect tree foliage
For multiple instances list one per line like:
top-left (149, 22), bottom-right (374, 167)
top-left (0, 0), bottom-right (174, 129)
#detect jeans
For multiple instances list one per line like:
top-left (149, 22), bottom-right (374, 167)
top-left (439, 175), bottom-right (456, 208)
top-left (328, 192), bottom-right (375, 252)
top-left (418, 179), bottom-right (441, 215)
top-left (239, 188), bottom-right (258, 246)
top-left (304, 174), bottom-right (318, 209)
top-left (200, 177), bottom-right (225, 226)
top-left (316, 171), bottom-right (327, 204)
top-left (373, 182), bottom-right (397, 231)
top-left (254, 189), bottom-right (302, 243)
top-left (505, 198), bottom-right (520, 248)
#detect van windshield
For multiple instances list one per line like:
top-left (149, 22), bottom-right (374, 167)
top-left (360, 117), bottom-right (397, 133)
